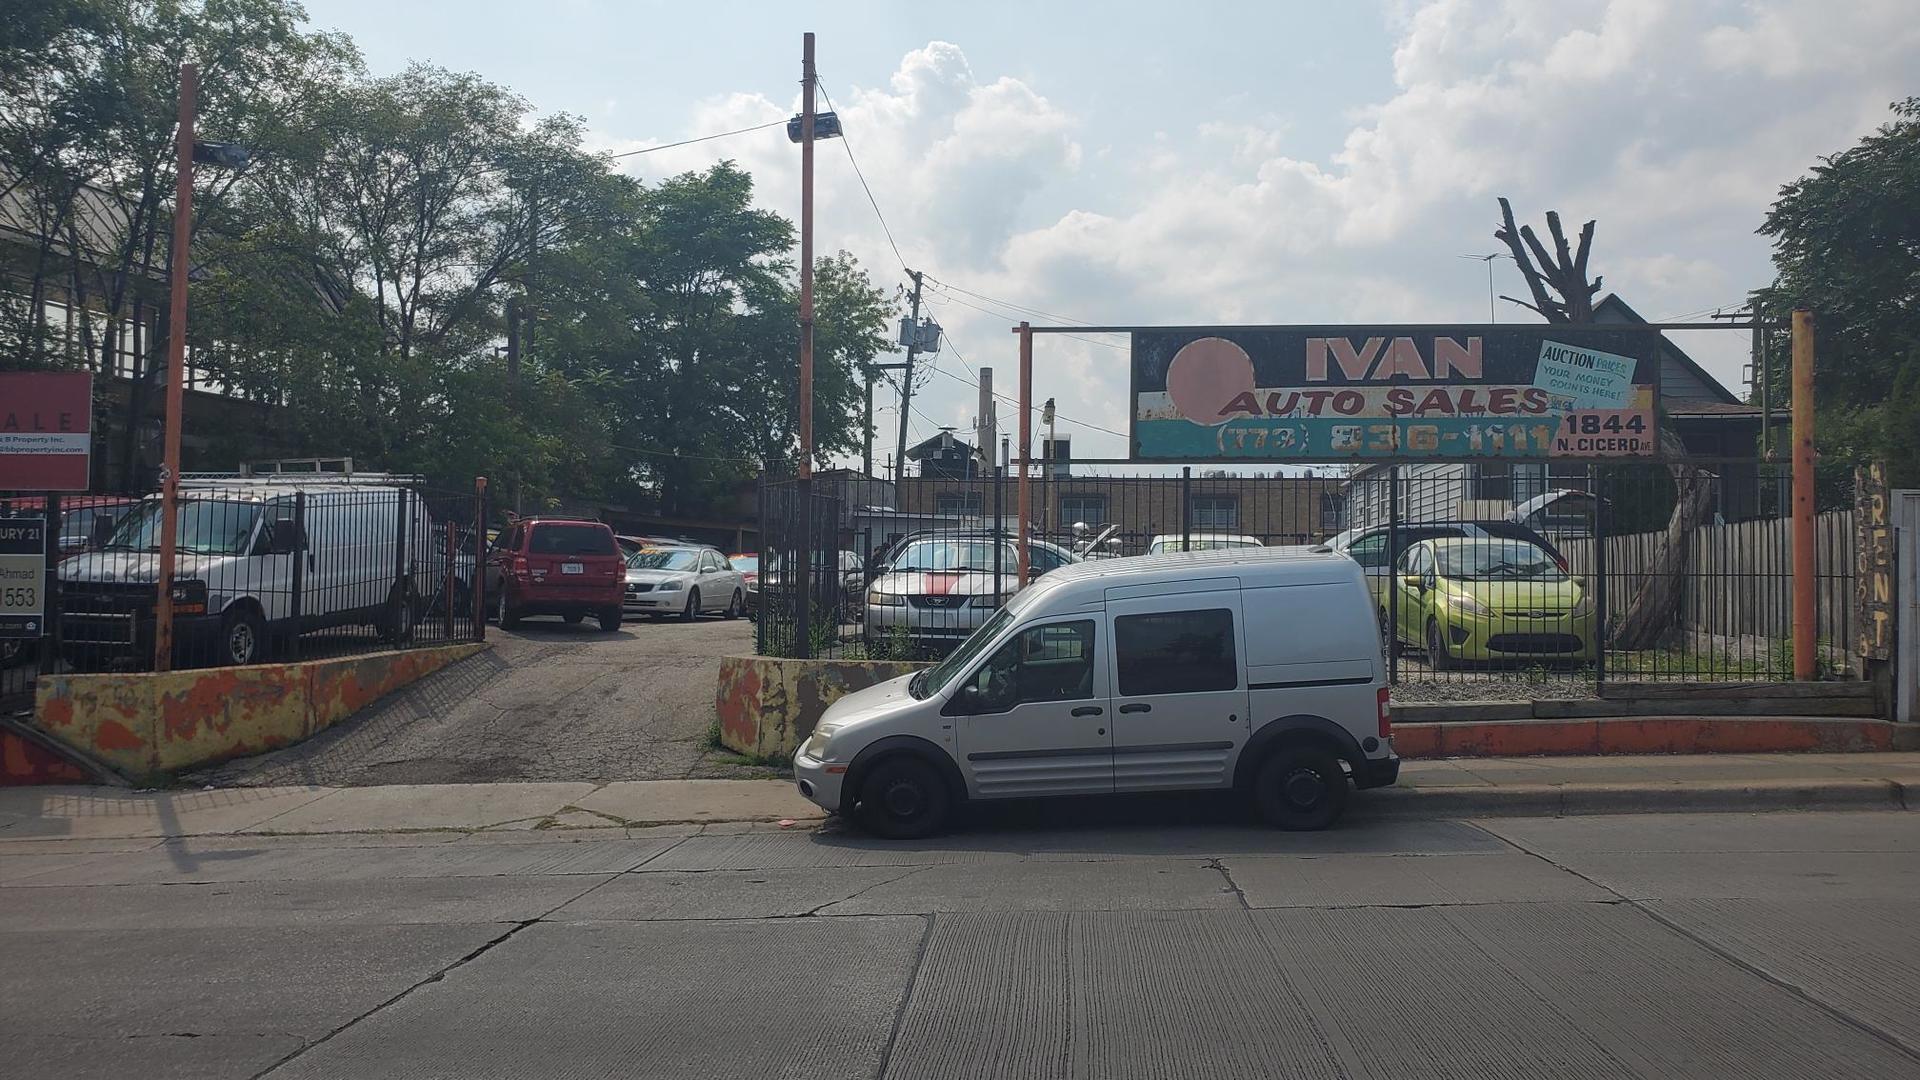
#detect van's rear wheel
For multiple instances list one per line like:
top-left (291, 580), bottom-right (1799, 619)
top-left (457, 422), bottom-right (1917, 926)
top-left (1252, 747), bottom-right (1348, 831)
top-left (597, 607), bottom-right (622, 632)
top-left (855, 756), bottom-right (952, 839)
top-left (497, 590), bottom-right (521, 630)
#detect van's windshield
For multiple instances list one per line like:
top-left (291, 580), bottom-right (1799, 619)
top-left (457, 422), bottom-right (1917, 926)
top-left (912, 606), bottom-right (1015, 699)
top-left (103, 498), bottom-right (262, 556)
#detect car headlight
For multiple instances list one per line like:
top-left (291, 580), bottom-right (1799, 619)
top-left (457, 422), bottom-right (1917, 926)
top-left (1570, 593), bottom-right (1593, 617)
top-left (1445, 592), bottom-right (1489, 615)
top-left (171, 579), bottom-right (208, 615)
top-left (804, 722), bottom-right (842, 759)
top-left (654, 579), bottom-right (682, 591)
top-left (868, 589), bottom-right (904, 607)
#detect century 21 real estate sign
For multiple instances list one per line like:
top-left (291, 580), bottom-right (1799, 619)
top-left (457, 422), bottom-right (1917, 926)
top-left (1130, 325), bottom-right (1661, 461)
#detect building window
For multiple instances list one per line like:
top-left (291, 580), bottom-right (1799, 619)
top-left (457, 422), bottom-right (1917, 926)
top-left (935, 492), bottom-right (982, 517)
top-left (1060, 494), bottom-right (1107, 527)
top-left (1319, 491), bottom-right (1344, 533)
top-left (1473, 463), bottom-right (1513, 502)
top-left (1190, 495), bottom-right (1238, 530)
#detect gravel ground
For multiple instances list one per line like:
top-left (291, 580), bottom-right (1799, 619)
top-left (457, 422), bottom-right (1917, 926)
top-left (193, 614), bottom-right (775, 787)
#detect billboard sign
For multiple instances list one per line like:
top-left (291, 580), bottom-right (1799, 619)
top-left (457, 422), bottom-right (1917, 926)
top-left (1131, 326), bottom-right (1660, 461)
top-left (0, 372), bottom-right (93, 490)
top-left (0, 516), bottom-right (47, 639)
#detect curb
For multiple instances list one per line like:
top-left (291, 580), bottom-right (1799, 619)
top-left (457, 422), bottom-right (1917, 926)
top-left (1355, 777), bottom-right (1910, 819)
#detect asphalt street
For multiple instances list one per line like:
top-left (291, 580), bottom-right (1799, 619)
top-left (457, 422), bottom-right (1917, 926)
top-left (5, 809), bottom-right (1919, 1078)
top-left (191, 616), bottom-right (763, 787)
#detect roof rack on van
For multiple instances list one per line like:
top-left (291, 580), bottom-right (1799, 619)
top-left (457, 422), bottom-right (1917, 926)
top-left (178, 472), bottom-right (424, 488)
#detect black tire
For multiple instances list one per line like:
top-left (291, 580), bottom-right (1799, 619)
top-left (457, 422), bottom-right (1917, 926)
top-left (1426, 617), bottom-right (1454, 671)
top-left (1252, 747), bottom-right (1349, 831)
top-left (681, 588), bottom-right (699, 622)
top-left (497, 589), bottom-right (521, 630)
top-left (218, 605), bottom-right (267, 667)
top-left (563, 612), bottom-right (585, 625)
top-left (855, 755), bottom-right (952, 840)
top-left (381, 588), bottom-right (418, 646)
top-left (1378, 607), bottom-right (1392, 648)
top-left (597, 607), bottom-right (622, 632)
top-left (723, 590), bottom-right (743, 620)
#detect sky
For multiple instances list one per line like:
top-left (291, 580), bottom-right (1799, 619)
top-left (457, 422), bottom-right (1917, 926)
top-left (301, 0), bottom-right (1920, 472)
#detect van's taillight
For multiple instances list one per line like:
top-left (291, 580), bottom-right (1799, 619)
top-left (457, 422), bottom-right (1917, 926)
top-left (511, 556), bottom-right (530, 579)
top-left (1377, 687), bottom-right (1392, 740)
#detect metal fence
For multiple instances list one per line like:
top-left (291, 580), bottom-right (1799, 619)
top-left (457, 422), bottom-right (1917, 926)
top-left (1, 479), bottom-right (485, 713)
top-left (756, 461), bottom-right (1858, 694)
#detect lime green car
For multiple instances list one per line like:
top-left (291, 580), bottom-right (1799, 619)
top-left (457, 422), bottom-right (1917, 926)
top-left (1386, 537), bottom-right (1595, 668)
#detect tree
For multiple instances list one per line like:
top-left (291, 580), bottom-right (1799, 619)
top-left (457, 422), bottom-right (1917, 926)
top-left (1494, 198), bottom-right (1710, 651)
top-left (1756, 97), bottom-right (1920, 487)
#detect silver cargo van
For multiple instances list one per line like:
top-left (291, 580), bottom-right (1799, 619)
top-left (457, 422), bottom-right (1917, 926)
top-left (795, 546), bottom-right (1396, 837)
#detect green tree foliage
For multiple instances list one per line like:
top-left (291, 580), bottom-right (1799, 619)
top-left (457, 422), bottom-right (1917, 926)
top-left (1756, 98), bottom-right (1920, 486)
top-left (4, 1), bottom-right (896, 517)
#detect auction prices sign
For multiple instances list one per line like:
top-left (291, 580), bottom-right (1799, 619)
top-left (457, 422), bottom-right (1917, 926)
top-left (1131, 326), bottom-right (1660, 461)
top-left (0, 371), bottom-right (93, 490)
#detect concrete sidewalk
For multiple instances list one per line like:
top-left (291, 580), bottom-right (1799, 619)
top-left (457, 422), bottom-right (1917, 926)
top-left (3, 752), bottom-right (1918, 842)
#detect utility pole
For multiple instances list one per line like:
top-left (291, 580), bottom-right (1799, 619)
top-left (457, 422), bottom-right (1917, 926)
top-left (153, 61), bottom-right (196, 672)
top-left (797, 33), bottom-right (817, 479)
top-left (862, 370), bottom-right (875, 476)
top-left (1042, 397), bottom-right (1057, 539)
top-left (893, 269), bottom-right (924, 478)
top-left (975, 367), bottom-right (995, 478)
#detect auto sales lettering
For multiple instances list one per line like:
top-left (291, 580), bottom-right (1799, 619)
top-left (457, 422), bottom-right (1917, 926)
top-left (1131, 325), bottom-right (1660, 461)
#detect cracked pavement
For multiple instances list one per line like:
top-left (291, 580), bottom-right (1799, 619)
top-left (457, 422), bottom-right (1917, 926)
top-left (191, 617), bottom-right (771, 788)
top-left (6, 809), bottom-right (1920, 1077)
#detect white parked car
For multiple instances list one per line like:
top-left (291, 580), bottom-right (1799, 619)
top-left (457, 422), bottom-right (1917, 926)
top-left (623, 545), bottom-right (746, 620)
top-left (863, 534), bottom-right (1077, 653)
top-left (59, 478), bottom-right (440, 667)
top-left (1146, 532), bottom-right (1264, 553)
top-left (797, 546), bottom-right (1396, 838)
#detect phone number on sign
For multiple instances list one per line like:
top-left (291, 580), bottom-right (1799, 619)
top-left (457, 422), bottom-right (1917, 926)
top-left (1211, 411), bottom-right (1654, 458)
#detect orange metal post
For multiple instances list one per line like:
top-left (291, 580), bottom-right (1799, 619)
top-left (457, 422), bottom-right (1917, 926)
top-left (1792, 308), bottom-right (1816, 680)
top-left (796, 33), bottom-right (816, 479)
top-left (1017, 322), bottom-right (1032, 585)
top-left (153, 62), bottom-right (197, 672)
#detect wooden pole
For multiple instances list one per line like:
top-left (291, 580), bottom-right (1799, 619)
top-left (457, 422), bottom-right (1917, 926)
top-left (153, 61), bottom-right (196, 672)
top-left (1792, 308), bottom-right (1816, 680)
top-left (1016, 321), bottom-right (1032, 585)
top-left (797, 32), bottom-right (816, 480)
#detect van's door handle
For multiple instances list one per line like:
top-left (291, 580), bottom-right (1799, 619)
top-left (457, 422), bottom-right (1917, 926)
top-left (1118, 703), bottom-right (1151, 714)
top-left (1071, 706), bottom-right (1103, 717)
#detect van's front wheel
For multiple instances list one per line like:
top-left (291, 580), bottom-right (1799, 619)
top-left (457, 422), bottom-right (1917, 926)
top-left (219, 606), bottom-right (267, 667)
top-left (1252, 747), bottom-right (1348, 831)
top-left (855, 756), bottom-right (952, 839)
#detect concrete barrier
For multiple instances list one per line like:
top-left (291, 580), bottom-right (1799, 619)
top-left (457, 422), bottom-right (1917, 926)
top-left (31, 643), bottom-right (488, 785)
top-left (715, 654), bottom-right (930, 760)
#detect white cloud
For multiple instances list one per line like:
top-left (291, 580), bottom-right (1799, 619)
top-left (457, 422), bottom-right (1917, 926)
top-left (588, 6), bottom-right (1920, 464)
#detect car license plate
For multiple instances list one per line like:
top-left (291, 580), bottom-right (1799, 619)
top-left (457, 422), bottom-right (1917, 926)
top-left (561, 562), bottom-right (584, 575)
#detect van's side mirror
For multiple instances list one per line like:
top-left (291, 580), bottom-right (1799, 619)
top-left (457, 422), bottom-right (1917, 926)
top-left (268, 517), bottom-right (303, 555)
top-left (1400, 573), bottom-right (1423, 591)
top-left (953, 685), bottom-right (985, 715)
top-left (89, 513), bottom-right (117, 548)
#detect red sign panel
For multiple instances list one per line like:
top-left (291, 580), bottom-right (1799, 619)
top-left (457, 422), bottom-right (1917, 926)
top-left (0, 372), bottom-right (93, 491)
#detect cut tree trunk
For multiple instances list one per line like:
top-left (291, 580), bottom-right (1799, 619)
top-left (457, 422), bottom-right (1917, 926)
top-left (1608, 426), bottom-right (1713, 651)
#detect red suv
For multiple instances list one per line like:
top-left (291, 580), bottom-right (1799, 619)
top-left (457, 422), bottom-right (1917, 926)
top-left (485, 518), bottom-right (625, 631)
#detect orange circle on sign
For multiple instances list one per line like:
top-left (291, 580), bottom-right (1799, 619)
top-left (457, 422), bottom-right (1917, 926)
top-left (1166, 337), bottom-right (1256, 427)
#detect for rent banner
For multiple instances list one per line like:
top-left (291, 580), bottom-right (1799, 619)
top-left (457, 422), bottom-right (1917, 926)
top-left (1130, 325), bottom-right (1661, 461)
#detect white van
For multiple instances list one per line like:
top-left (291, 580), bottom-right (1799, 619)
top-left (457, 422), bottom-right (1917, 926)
top-left (59, 478), bottom-right (439, 667)
top-left (795, 546), bottom-right (1396, 837)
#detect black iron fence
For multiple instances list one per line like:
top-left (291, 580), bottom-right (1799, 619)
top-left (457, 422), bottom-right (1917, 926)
top-left (1, 478), bottom-right (486, 712)
top-left (756, 461), bottom-right (1858, 692)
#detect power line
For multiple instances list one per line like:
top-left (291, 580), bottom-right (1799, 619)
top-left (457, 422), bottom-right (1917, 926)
top-left (607, 119), bottom-right (786, 160)
top-left (815, 79), bottom-right (909, 276)
top-left (922, 289), bottom-right (1128, 352)
top-left (922, 274), bottom-right (1094, 327)
top-left (929, 331), bottom-right (1130, 441)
